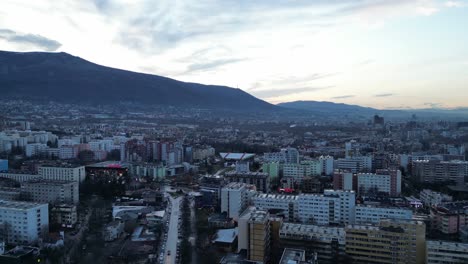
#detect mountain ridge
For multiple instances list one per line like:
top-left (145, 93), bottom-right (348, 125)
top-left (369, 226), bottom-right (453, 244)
top-left (0, 50), bottom-right (277, 112)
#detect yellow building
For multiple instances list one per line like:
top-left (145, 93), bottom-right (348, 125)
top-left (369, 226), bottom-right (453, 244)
top-left (345, 218), bottom-right (426, 264)
top-left (248, 210), bottom-right (270, 263)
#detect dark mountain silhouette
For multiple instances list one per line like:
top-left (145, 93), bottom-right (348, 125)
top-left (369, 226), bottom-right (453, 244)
top-left (0, 50), bottom-right (277, 111)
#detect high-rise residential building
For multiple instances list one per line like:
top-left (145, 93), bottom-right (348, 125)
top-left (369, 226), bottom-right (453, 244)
top-left (333, 170), bottom-right (355, 191)
top-left (345, 140), bottom-right (361, 158)
top-left (319, 155), bottom-right (334, 175)
top-left (356, 169), bottom-right (402, 196)
top-left (253, 190), bottom-right (356, 225)
top-left (412, 160), bottom-right (468, 186)
top-left (283, 160), bottom-right (322, 182)
top-left (25, 143), bottom-right (48, 157)
top-left (238, 208), bottom-right (270, 264)
top-left (253, 194), bottom-right (297, 222)
top-left (426, 240), bottom-right (468, 264)
top-left (221, 182), bottom-right (257, 221)
top-left (334, 169), bottom-right (402, 197)
top-left (355, 204), bottom-right (413, 224)
top-left (38, 164), bottom-right (86, 182)
top-left (262, 162), bottom-right (280, 181)
top-left (264, 147), bottom-right (299, 164)
top-left (346, 219), bottom-right (426, 264)
top-left (21, 180), bottom-right (79, 205)
top-left (225, 171), bottom-right (270, 193)
top-left (0, 200), bottom-right (49, 245)
top-left (279, 223), bottom-right (345, 264)
top-left (335, 156), bottom-right (372, 173)
top-left (419, 189), bottom-right (453, 207)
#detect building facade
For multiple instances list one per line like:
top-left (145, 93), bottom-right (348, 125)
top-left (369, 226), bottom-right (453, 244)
top-left (346, 219), bottom-right (426, 264)
top-left (0, 200), bottom-right (49, 245)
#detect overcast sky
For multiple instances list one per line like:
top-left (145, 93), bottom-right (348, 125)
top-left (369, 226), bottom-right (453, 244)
top-left (1, 0), bottom-right (467, 109)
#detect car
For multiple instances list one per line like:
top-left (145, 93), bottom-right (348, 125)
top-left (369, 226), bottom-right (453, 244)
top-left (167, 250), bottom-right (171, 256)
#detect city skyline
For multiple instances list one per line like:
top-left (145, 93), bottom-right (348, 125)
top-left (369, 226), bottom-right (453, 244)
top-left (1, 0), bottom-right (467, 109)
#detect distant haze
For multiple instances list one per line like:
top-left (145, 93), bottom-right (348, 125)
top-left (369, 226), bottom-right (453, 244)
top-left (1, 1), bottom-right (468, 109)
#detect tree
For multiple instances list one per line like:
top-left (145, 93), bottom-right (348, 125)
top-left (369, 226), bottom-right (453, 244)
top-left (107, 149), bottom-right (121, 161)
top-left (78, 150), bottom-right (95, 164)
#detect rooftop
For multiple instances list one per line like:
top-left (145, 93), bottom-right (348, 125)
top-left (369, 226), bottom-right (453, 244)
top-left (86, 161), bottom-right (129, 169)
top-left (219, 153), bottom-right (255, 161)
top-left (0, 200), bottom-right (47, 210)
top-left (279, 248), bottom-right (306, 264)
top-left (213, 228), bottom-right (238, 244)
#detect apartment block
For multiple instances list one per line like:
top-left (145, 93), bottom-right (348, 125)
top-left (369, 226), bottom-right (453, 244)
top-left (221, 182), bottom-right (257, 221)
top-left (279, 223), bottom-right (345, 264)
top-left (412, 160), bottom-right (468, 186)
top-left (0, 200), bottom-right (49, 245)
top-left (426, 240), bottom-right (468, 264)
top-left (346, 219), bottom-right (426, 264)
top-left (21, 180), bottom-right (79, 205)
top-left (355, 204), bottom-right (413, 224)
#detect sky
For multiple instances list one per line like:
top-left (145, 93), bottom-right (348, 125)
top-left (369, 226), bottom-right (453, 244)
top-left (1, 0), bottom-right (467, 109)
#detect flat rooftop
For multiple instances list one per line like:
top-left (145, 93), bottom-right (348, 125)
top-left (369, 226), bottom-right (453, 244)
top-left (86, 161), bottom-right (129, 169)
top-left (279, 248), bottom-right (306, 264)
top-left (0, 200), bottom-right (47, 210)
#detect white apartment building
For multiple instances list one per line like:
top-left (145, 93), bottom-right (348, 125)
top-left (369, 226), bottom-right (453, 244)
top-left (426, 240), bottom-right (468, 264)
top-left (319, 156), bottom-right (334, 175)
top-left (283, 160), bottom-right (322, 182)
top-left (0, 172), bottom-right (40, 183)
top-left (357, 173), bottom-right (391, 194)
top-left (21, 180), bottom-right (79, 205)
top-left (253, 190), bottom-right (356, 225)
top-left (335, 156), bottom-right (372, 173)
top-left (355, 205), bottom-right (413, 224)
top-left (264, 147), bottom-right (299, 164)
top-left (25, 143), bottom-right (47, 157)
top-left (221, 182), bottom-right (257, 220)
top-left (324, 190), bottom-right (356, 224)
top-left (419, 189), bottom-right (453, 207)
top-left (38, 165), bottom-right (86, 182)
top-left (297, 194), bottom-right (341, 225)
top-left (0, 200), bottom-right (49, 245)
top-left (58, 145), bottom-right (77, 160)
top-left (253, 193), bottom-right (297, 222)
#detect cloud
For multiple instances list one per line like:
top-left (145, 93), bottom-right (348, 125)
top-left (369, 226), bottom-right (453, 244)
top-left (374, 93), bottom-right (394, 97)
top-left (424, 102), bottom-right (443, 108)
top-left (331, 95), bottom-right (355, 99)
top-left (416, 6), bottom-right (439, 16)
top-left (251, 86), bottom-right (334, 98)
top-left (186, 58), bottom-right (246, 73)
top-left (445, 1), bottom-right (464, 7)
top-left (0, 28), bottom-right (61, 51)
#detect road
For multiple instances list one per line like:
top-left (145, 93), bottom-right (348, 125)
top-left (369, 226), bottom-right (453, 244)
top-left (165, 196), bottom-right (182, 264)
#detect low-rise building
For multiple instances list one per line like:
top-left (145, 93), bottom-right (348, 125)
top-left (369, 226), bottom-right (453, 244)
top-left (103, 220), bottom-right (125, 242)
top-left (225, 171), bottom-right (270, 193)
top-left (426, 240), bottom-right (468, 264)
top-left (420, 189), bottom-right (453, 207)
top-left (355, 204), bottom-right (413, 224)
top-left (50, 204), bottom-right (78, 228)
